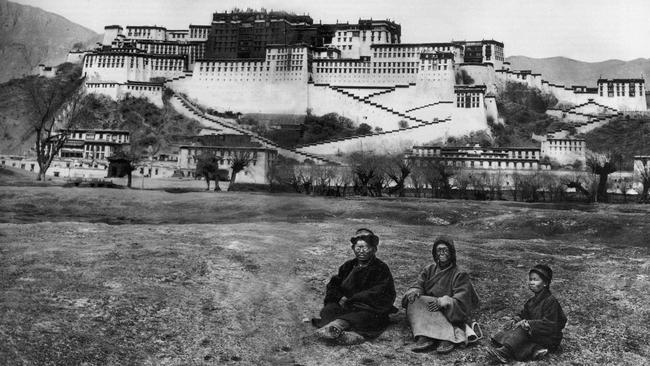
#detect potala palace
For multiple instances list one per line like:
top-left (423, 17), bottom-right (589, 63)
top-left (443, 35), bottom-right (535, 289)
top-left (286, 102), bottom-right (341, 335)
top-left (73, 9), bottom-right (646, 160)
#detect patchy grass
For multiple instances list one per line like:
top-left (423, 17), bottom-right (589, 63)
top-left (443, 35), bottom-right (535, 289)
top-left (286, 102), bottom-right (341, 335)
top-left (0, 186), bottom-right (649, 365)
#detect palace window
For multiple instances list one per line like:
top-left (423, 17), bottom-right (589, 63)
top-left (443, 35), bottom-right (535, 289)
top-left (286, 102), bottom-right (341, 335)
top-left (629, 83), bottom-right (636, 97)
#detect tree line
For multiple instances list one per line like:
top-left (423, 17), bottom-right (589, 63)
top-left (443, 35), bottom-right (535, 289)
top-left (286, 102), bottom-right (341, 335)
top-left (264, 151), bottom-right (650, 204)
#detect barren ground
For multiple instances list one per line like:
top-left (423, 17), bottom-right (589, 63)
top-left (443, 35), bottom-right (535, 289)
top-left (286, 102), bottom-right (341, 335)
top-left (1, 167), bottom-right (649, 365)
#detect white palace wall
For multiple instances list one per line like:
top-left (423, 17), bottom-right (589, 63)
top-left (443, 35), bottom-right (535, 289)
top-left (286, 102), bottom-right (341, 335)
top-left (83, 54), bottom-right (185, 83)
top-left (407, 102), bottom-right (455, 122)
top-left (459, 64), bottom-right (499, 94)
top-left (296, 113), bottom-right (487, 156)
top-left (307, 85), bottom-right (411, 130)
top-left (498, 70), bottom-right (647, 112)
top-left (85, 82), bottom-right (164, 107)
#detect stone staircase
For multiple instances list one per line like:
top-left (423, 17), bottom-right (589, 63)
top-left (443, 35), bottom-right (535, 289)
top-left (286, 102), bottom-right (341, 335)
top-left (405, 101), bottom-right (454, 113)
top-left (328, 85), bottom-right (430, 125)
top-left (547, 99), bottom-right (622, 134)
top-left (169, 93), bottom-right (336, 164)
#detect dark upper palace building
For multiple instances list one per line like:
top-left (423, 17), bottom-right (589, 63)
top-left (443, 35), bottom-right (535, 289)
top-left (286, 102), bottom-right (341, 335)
top-left (206, 11), bottom-right (321, 59)
top-left (205, 10), bottom-right (401, 60)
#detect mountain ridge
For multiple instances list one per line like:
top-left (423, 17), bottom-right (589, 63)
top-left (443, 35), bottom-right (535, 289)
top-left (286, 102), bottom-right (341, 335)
top-left (0, 0), bottom-right (100, 82)
top-left (507, 55), bottom-right (650, 88)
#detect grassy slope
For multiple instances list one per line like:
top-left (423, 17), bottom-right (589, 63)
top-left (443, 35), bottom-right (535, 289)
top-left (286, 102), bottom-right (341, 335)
top-left (0, 78), bottom-right (35, 154)
top-left (0, 76), bottom-right (202, 156)
top-left (585, 117), bottom-right (650, 169)
top-left (0, 181), bottom-right (648, 365)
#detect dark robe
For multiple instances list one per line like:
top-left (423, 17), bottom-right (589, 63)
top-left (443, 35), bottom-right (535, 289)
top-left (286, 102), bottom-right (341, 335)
top-left (404, 263), bottom-right (479, 326)
top-left (316, 256), bottom-right (397, 337)
top-left (492, 288), bottom-right (567, 360)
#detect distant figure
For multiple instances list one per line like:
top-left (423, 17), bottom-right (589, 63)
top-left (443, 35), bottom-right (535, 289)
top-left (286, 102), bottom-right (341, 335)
top-left (402, 236), bottom-right (480, 354)
top-left (488, 264), bottom-right (567, 363)
top-left (312, 228), bottom-right (397, 345)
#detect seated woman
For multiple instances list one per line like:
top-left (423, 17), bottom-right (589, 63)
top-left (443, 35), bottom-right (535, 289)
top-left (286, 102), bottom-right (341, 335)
top-left (487, 264), bottom-right (567, 363)
top-left (313, 228), bottom-right (397, 345)
top-left (402, 236), bottom-right (480, 354)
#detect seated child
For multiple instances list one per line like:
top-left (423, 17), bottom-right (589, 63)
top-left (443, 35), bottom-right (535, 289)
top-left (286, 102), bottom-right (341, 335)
top-left (488, 264), bottom-right (567, 363)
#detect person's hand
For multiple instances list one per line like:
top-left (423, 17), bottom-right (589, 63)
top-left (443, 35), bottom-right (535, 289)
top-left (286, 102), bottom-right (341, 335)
top-left (427, 298), bottom-right (441, 312)
top-left (338, 296), bottom-right (348, 308)
top-left (514, 320), bottom-right (530, 330)
top-left (406, 291), bottom-right (420, 304)
top-left (437, 295), bottom-right (453, 308)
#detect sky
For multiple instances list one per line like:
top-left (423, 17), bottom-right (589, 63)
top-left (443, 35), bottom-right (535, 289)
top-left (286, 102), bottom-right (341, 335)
top-left (11, 0), bottom-right (650, 62)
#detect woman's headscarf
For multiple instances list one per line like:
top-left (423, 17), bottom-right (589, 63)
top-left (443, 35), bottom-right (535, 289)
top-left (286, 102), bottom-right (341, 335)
top-left (431, 235), bottom-right (456, 265)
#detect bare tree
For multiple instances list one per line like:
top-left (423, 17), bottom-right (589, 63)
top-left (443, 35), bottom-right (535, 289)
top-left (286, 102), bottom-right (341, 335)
top-left (561, 172), bottom-right (596, 202)
top-left (20, 71), bottom-right (84, 180)
top-left (107, 151), bottom-right (141, 188)
top-left (348, 151), bottom-right (385, 196)
top-left (330, 165), bottom-right (353, 197)
top-left (424, 159), bottom-right (456, 198)
top-left (386, 155), bottom-right (411, 197)
top-left (486, 170), bottom-right (504, 200)
top-left (295, 163), bottom-right (314, 194)
top-left (635, 163), bottom-right (650, 203)
top-left (586, 152), bottom-right (621, 203)
top-left (228, 151), bottom-right (255, 191)
top-left (267, 156), bottom-right (298, 192)
top-left (540, 172), bottom-right (564, 202)
top-left (469, 172), bottom-right (488, 200)
top-left (195, 152), bottom-right (228, 191)
top-left (409, 164), bottom-right (426, 198)
top-left (515, 172), bottom-right (543, 202)
top-left (454, 169), bottom-right (472, 200)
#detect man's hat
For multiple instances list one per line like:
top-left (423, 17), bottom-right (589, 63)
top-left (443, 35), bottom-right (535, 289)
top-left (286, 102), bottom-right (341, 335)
top-left (529, 264), bottom-right (553, 284)
top-left (350, 228), bottom-right (379, 248)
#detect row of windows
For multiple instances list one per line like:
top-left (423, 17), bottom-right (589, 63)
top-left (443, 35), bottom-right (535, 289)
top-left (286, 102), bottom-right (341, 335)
top-left (125, 85), bottom-right (161, 92)
top-left (315, 68), bottom-right (419, 74)
top-left (412, 159), bottom-right (541, 169)
top-left (456, 93), bottom-right (481, 108)
top-left (421, 65), bottom-right (449, 71)
top-left (66, 132), bottom-right (128, 143)
top-left (189, 29), bottom-right (209, 38)
top-left (267, 54), bottom-right (304, 60)
top-left (598, 83), bottom-right (642, 97)
top-left (547, 140), bottom-right (583, 146)
top-left (186, 149), bottom-right (259, 158)
top-left (196, 77), bottom-right (304, 82)
top-left (373, 46), bottom-right (453, 58)
top-left (548, 146), bottom-right (583, 152)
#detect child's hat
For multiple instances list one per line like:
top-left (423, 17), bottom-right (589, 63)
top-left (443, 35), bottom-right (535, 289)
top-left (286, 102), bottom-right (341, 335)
top-left (529, 264), bottom-right (553, 284)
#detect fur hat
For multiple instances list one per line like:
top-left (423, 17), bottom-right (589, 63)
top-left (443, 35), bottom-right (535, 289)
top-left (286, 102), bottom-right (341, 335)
top-left (529, 264), bottom-right (553, 285)
top-left (350, 228), bottom-right (379, 248)
top-left (432, 235), bottom-right (456, 265)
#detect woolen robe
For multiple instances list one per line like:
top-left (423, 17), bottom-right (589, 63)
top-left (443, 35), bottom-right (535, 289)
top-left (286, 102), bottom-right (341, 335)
top-left (316, 256), bottom-right (397, 337)
top-left (404, 263), bottom-right (480, 343)
top-left (491, 288), bottom-right (567, 360)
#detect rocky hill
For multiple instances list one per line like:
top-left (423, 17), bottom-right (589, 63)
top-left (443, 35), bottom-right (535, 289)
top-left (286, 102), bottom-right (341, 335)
top-left (0, 0), bottom-right (100, 82)
top-left (507, 56), bottom-right (650, 87)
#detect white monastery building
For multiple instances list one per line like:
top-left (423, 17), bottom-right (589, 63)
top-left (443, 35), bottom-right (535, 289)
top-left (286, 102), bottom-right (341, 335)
top-left (78, 9), bottom-right (646, 158)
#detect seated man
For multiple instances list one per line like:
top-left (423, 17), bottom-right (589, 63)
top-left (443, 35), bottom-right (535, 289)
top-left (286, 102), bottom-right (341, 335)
top-left (312, 228), bottom-right (397, 345)
top-left (402, 236), bottom-right (480, 354)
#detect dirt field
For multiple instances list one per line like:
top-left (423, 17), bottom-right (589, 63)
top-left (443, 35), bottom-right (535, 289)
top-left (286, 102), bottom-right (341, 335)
top-left (1, 167), bottom-right (649, 365)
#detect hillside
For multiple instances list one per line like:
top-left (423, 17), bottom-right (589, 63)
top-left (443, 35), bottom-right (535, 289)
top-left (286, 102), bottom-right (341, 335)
top-left (0, 0), bottom-right (100, 82)
top-left (0, 68), bottom-right (202, 156)
top-left (584, 117), bottom-right (650, 170)
top-left (507, 56), bottom-right (650, 87)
